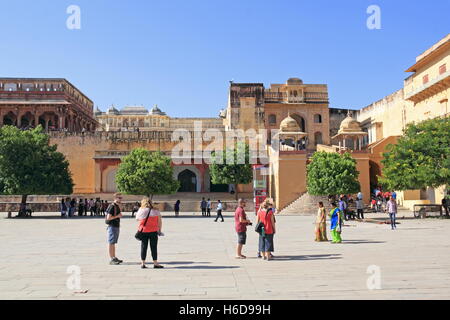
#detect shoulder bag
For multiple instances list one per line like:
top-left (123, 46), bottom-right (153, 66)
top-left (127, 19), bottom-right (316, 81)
top-left (135, 209), bottom-right (151, 241)
top-left (255, 208), bottom-right (272, 235)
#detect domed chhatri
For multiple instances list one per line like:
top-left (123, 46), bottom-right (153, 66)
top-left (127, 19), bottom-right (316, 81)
top-left (149, 104), bottom-right (166, 116)
top-left (338, 111), bottom-right (365, 134)
top-left (332, 111), bottom-right (368, 151)
top-left (280, 114), bottom-right (301, 133)
top-left (286, 77), bottom-right (303, 85)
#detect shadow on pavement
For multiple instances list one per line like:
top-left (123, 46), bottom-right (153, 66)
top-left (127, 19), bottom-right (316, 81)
top-left (342, 240), bottom-right (386, 244)
top-left (171, 265), bottom-right (240, 269)
top-left (272, 254), bottom-right (342, 261)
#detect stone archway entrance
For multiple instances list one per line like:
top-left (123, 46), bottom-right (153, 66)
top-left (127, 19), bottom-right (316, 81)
top-left (178, 169), bottom-right (197, 192)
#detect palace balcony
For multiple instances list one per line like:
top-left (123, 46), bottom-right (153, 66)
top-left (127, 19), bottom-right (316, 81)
top-left (264, 91), bottom-right (329, 104)
top-left (404, 70), bottom-right (450, 103)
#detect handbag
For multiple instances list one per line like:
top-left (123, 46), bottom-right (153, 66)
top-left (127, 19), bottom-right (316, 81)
top-left (135, 208), bottom-right (151, 241)
top-left (255, 208), bottom-right (272, 235)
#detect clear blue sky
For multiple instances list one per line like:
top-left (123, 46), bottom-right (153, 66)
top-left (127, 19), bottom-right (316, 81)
top-left (0, 0), bottom-right (449, 117)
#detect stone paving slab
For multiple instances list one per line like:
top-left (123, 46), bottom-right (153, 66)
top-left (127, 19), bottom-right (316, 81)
top-left (0, 211), bottom-right (449, 299)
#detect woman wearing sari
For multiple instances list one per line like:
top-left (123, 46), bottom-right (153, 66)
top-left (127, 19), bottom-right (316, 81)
top-left (329, 202), bottom-right (342, 243)
top-left (314, 202), bottom-right (328, 242)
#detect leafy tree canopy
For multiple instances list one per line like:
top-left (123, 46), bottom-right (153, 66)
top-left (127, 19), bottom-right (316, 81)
top-left (0, 125), bottom-right (73, 200)
top-left (115, 148), bottom-right (179, 199)
top-left (307, 151), bottom-right (360, 196)
top-left (209, 143), bottom-right (253, 187)
top-left (380, 117), bottom-right (450, 191)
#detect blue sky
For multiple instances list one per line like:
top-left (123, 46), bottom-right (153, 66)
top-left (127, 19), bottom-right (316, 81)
top-left (0, 0), bottom-right (449, 117)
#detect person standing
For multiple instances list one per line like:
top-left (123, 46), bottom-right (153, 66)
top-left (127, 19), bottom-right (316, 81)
top-left (65, 198), bottom-right (71, 218)
top-left (174, 200), bottom-right (180, 217)
top-left (89, 199), bottom-right (95, 216)
top-left (78, 199), bottom-right (84, 217)
top-left (200, 198), bottom-right (207, 217)
top-left (235, 199), bottom-right (252, 259)
top-left (385, 196), bottom-right (398, 230)
top-left (69, 198), bottom-right (76, 217)
top-left (84, 199), bottom-right (88, 216)
top-left (95, 198), bottom-right (101, 216)
top-left (442, 197), bottom-right (449, 216)
top-left (329, 202), bottom-right (342, 243)
top-left (60, 199), bottom-right (67, 218)
top-left (356, 198), bottom-right (365, 219)
top-left (206, 198), bottom-right (211, 217)
top-left (136, 198), bottom-right (164, 269)
top-left (215, 200), bottom-right (224, 222)
top-left (131, 202), bottom-right (139, 217)
top-left (256, 199), bottom-right (276, 260)
top-left (339, 196), bottom-right (348, 221)
top-left (315, 202), bottom-right (328, 242)
top-left (105, 193), bottom-right (123, 265)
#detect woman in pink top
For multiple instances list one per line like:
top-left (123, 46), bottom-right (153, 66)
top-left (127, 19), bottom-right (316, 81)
top-left (256, 198), bottom-right (276, 261)
top-left (136, 198), bottom-right (164, 269)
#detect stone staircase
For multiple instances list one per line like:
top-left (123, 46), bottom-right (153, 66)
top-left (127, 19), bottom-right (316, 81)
top-left (279, 193), bottom-right (331, 215)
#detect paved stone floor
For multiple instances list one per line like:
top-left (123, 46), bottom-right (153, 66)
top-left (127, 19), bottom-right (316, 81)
top-left (0, 211), bottom-right (449, 300)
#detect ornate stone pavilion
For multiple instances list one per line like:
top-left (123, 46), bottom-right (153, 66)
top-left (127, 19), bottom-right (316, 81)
top-left (0, 78), bottom-right (97, 132)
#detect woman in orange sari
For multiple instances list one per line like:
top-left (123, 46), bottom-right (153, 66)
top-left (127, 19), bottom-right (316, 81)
top-left (315, 202), bottom-right (328, 242)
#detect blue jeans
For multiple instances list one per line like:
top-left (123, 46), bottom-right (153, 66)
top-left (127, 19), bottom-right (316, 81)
top-left (389, 213), bottom-right (396, 229)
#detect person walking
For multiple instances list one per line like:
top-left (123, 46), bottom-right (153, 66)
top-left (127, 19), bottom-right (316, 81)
top-left (214, 200), bottom-right (224, 222)
top-left (235, 199), bottom-right (252, 259)
top-left (315, 202), bottom-right (328, 242)
top-left (64, 198), bottom-right (71, 218)
top-left (329, 202), bottom-right (342, 243)
top-left (200, 198), bottom-right (207, 217)
top-left (256, 199), bottom-right (276, 260)
top-left (385, 196), bottom-right (398, 230)
top-left (105, 193), bottom-right (123, 265)
top-left (174, 200), bottom-right (180, 217)
top-left (206, 198), bottom-right (211, 217)
top-left (136, 198), bottom-right (164, 269)
top-left (356, 198), bottom-right (365, 219)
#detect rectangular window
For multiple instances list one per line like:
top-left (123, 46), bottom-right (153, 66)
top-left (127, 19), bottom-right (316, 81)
top-left (422, 74), bottom-right (429, 84)
top-left (439, 64), bottom-right (447, 75)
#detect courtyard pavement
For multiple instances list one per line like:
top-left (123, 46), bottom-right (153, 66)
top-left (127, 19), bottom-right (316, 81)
top-left (0, 211), bottom-right (449, 300)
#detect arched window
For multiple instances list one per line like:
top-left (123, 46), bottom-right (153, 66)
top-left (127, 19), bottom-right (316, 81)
top-left (268, 114), bottom-right (277, 125)
top-left (314, 132), bottom-right (323, 145)
top-left (314, 114), bottom-right (322, 123)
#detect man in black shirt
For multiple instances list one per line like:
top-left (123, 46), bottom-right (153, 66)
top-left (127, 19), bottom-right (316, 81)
top-left (106, 193), bottom-right (123, 265)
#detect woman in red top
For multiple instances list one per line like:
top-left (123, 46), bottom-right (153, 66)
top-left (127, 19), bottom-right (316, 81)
top-left (256, 198), bottom-right (276, 261)
top-left (136, 198), bottom-right (163, 269)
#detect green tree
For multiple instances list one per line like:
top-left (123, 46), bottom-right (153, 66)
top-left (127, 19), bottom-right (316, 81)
top-left (0, 125), bottom-right (73, 214)
top-left (209, 143), bottom-right (253, 200)
top-left (380, 117), bottom-right (450, 192)
top-left (307, 151), bottom-right (361, 197)
top-left (115, 148), bottom-right (179, 199)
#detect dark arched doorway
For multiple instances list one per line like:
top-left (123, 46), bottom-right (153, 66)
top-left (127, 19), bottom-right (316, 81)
top-left (369, 160), bottom-right (382, 193)
top-left (290, 114), bottom-right (306, 132)
top-left (178, 169), bottom-right (197, 192)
